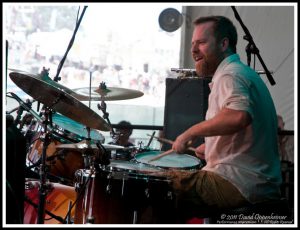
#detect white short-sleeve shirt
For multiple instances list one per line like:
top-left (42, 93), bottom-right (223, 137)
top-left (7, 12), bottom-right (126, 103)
top-left (202, 54), bottom-right (282, 203)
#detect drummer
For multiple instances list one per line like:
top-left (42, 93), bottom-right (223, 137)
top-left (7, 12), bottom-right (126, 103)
top-left (108, 120), bottom-right (135, 160)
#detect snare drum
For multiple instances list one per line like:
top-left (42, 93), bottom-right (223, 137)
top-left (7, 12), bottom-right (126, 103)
top-left (135, 150), bottom-right (202, 170)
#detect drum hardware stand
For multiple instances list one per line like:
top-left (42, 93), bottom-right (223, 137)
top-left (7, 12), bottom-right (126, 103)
top-left (137, 141), bottom-right (144, 151)
top-left (73, 167), bottom-right (97, 224)
top-left (77, 127), bottom-right (98, 224)
top-left (97, 82), bottom-right (117, 138)
top-left (65, 201), bottom-right (73, 224)
top-left (84, 163), bottom-right (97, 223)
top-left (81, 127), bottom-right (97, 170)
top-left (37, 107), bottom-right (54, 224)
top-left (133, 211), bottom-right (138, 224)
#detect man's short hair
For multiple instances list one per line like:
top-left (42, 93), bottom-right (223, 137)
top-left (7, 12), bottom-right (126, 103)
top-left (193, 15), bottom-right (237, 53)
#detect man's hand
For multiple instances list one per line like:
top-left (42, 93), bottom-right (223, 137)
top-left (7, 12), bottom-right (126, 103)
top-left (172, 132), bottom-right (193, 153)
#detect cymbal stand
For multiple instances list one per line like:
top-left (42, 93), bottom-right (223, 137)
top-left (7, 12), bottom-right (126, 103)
top-left (37, 107), bottom-right (53, 224)
top-left (97, 96), bottom-right (116, 138)
top-left (82, 127), bottom-right (94, 169)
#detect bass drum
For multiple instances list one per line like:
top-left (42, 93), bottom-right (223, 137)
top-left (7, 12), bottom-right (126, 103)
top-left (24, 179), bottom-right (76, 224)
top-left (74, 161), bottom-right (175, 224)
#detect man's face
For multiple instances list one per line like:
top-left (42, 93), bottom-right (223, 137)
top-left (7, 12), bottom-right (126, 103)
top-left (116, 129), bottom-right (131, 141)
top-left (191, 21), bottom-right (224, 77)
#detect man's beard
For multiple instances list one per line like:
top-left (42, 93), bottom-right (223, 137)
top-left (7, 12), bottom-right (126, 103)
top-left (195, 56), bottom-right (221, 78)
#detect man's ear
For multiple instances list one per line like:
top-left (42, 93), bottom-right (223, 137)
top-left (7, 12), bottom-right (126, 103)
top-left (221, 37), bottom-right (229, 52)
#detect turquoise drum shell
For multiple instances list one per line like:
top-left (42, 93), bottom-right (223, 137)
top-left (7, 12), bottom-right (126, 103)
top-left (134, 150), bottom-right (202, 170)
top-left (52, 113), bottom-right (104, 143)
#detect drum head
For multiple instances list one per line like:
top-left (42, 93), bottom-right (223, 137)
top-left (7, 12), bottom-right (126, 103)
top-left (135, 150), bottom-right (201, 170)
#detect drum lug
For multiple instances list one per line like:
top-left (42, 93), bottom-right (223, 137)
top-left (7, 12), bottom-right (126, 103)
top-left (74, 182), bottom-right (81, 193)
top-left (74, 169), bottom-right (84, 192)
top-left (25, 180), bottom-right (35, 190)
top-left (37, 181), bottom-right (53, 196)
top-left (106, 183), bottom-right (112, 194)
top-left (39, 133), bottom-right (46, 142)
top-left (107, 172), bottom-right (112, 180)
top-left (144, 188), bottom-right (150, 198)
top-left (167, 191), bottom-right (173, 200)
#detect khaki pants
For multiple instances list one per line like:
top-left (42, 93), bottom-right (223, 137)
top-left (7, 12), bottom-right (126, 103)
top-left (138, 169), bottom-right (249, 224)
top-left (167, 170), bottom-right (249, 222)
top-left (139, 170), bottom-right (248, 224)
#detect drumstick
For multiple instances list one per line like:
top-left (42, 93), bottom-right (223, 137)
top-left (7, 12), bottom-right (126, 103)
top-left (148, 149), bottom-right (174, 162)
top-left (147, 134), bottom-right (197, 152)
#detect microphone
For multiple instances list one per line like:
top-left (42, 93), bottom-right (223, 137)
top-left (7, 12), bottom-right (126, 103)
top-left (7, 98), bottom-right (35, 114)
top-left (8, 92), bottom-right (43, 124)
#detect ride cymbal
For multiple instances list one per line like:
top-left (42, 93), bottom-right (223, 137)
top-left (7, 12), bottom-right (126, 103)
top-left (72, 86), bottom-right (144, 101)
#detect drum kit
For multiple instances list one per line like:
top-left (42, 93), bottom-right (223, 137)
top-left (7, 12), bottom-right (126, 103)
top-left (8, 68), bottom-right (203, 224)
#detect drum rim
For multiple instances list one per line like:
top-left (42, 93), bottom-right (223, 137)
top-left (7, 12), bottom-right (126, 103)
top-left (81, 165), bottom-right (170, 182)
top-left (101, 159), bottom-right (163, 174)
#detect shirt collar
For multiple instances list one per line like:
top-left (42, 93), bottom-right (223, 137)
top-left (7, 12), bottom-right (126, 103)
top-left (212, 53), bottom-right (240, 81)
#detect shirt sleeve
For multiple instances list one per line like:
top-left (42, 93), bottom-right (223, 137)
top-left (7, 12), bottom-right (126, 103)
top-left (216, 74), bottom-right (254, 119)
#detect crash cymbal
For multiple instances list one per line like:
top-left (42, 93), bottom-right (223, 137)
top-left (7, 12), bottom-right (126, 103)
top-left (56, 140), bottom-right (124, 150)
top-left (72, 86), bottom-right (144, 101)
top-left (9, 70), bottom-right (110, 131)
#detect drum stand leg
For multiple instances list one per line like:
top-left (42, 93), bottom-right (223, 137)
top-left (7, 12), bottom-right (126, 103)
top-left (86, 169), bottom-right (96, 224)
top-left (133, 210), bottom-right (138, 224)
top-left (65, 201), bottom-right (73, 224)
top-left (79, 168), bottom-right (96, 224)
top-left (79, 147), bottom-right (97, 224)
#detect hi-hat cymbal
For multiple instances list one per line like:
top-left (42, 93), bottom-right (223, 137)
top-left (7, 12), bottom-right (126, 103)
top-left (72, 86), bottom-right (144, 101)
top-left (56, 140), bottom-right (124, 151)
top-left (9, 70), bottom-right (110, 131)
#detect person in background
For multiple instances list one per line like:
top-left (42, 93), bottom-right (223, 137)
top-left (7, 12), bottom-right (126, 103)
top-left (109, 120), bottom-right (135, 160)
top-left (159, 15), bottom-right (282, 222)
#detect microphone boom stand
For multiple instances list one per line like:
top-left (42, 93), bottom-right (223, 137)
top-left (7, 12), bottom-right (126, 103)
top-left (231, 6), bottom-right (276, 85)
